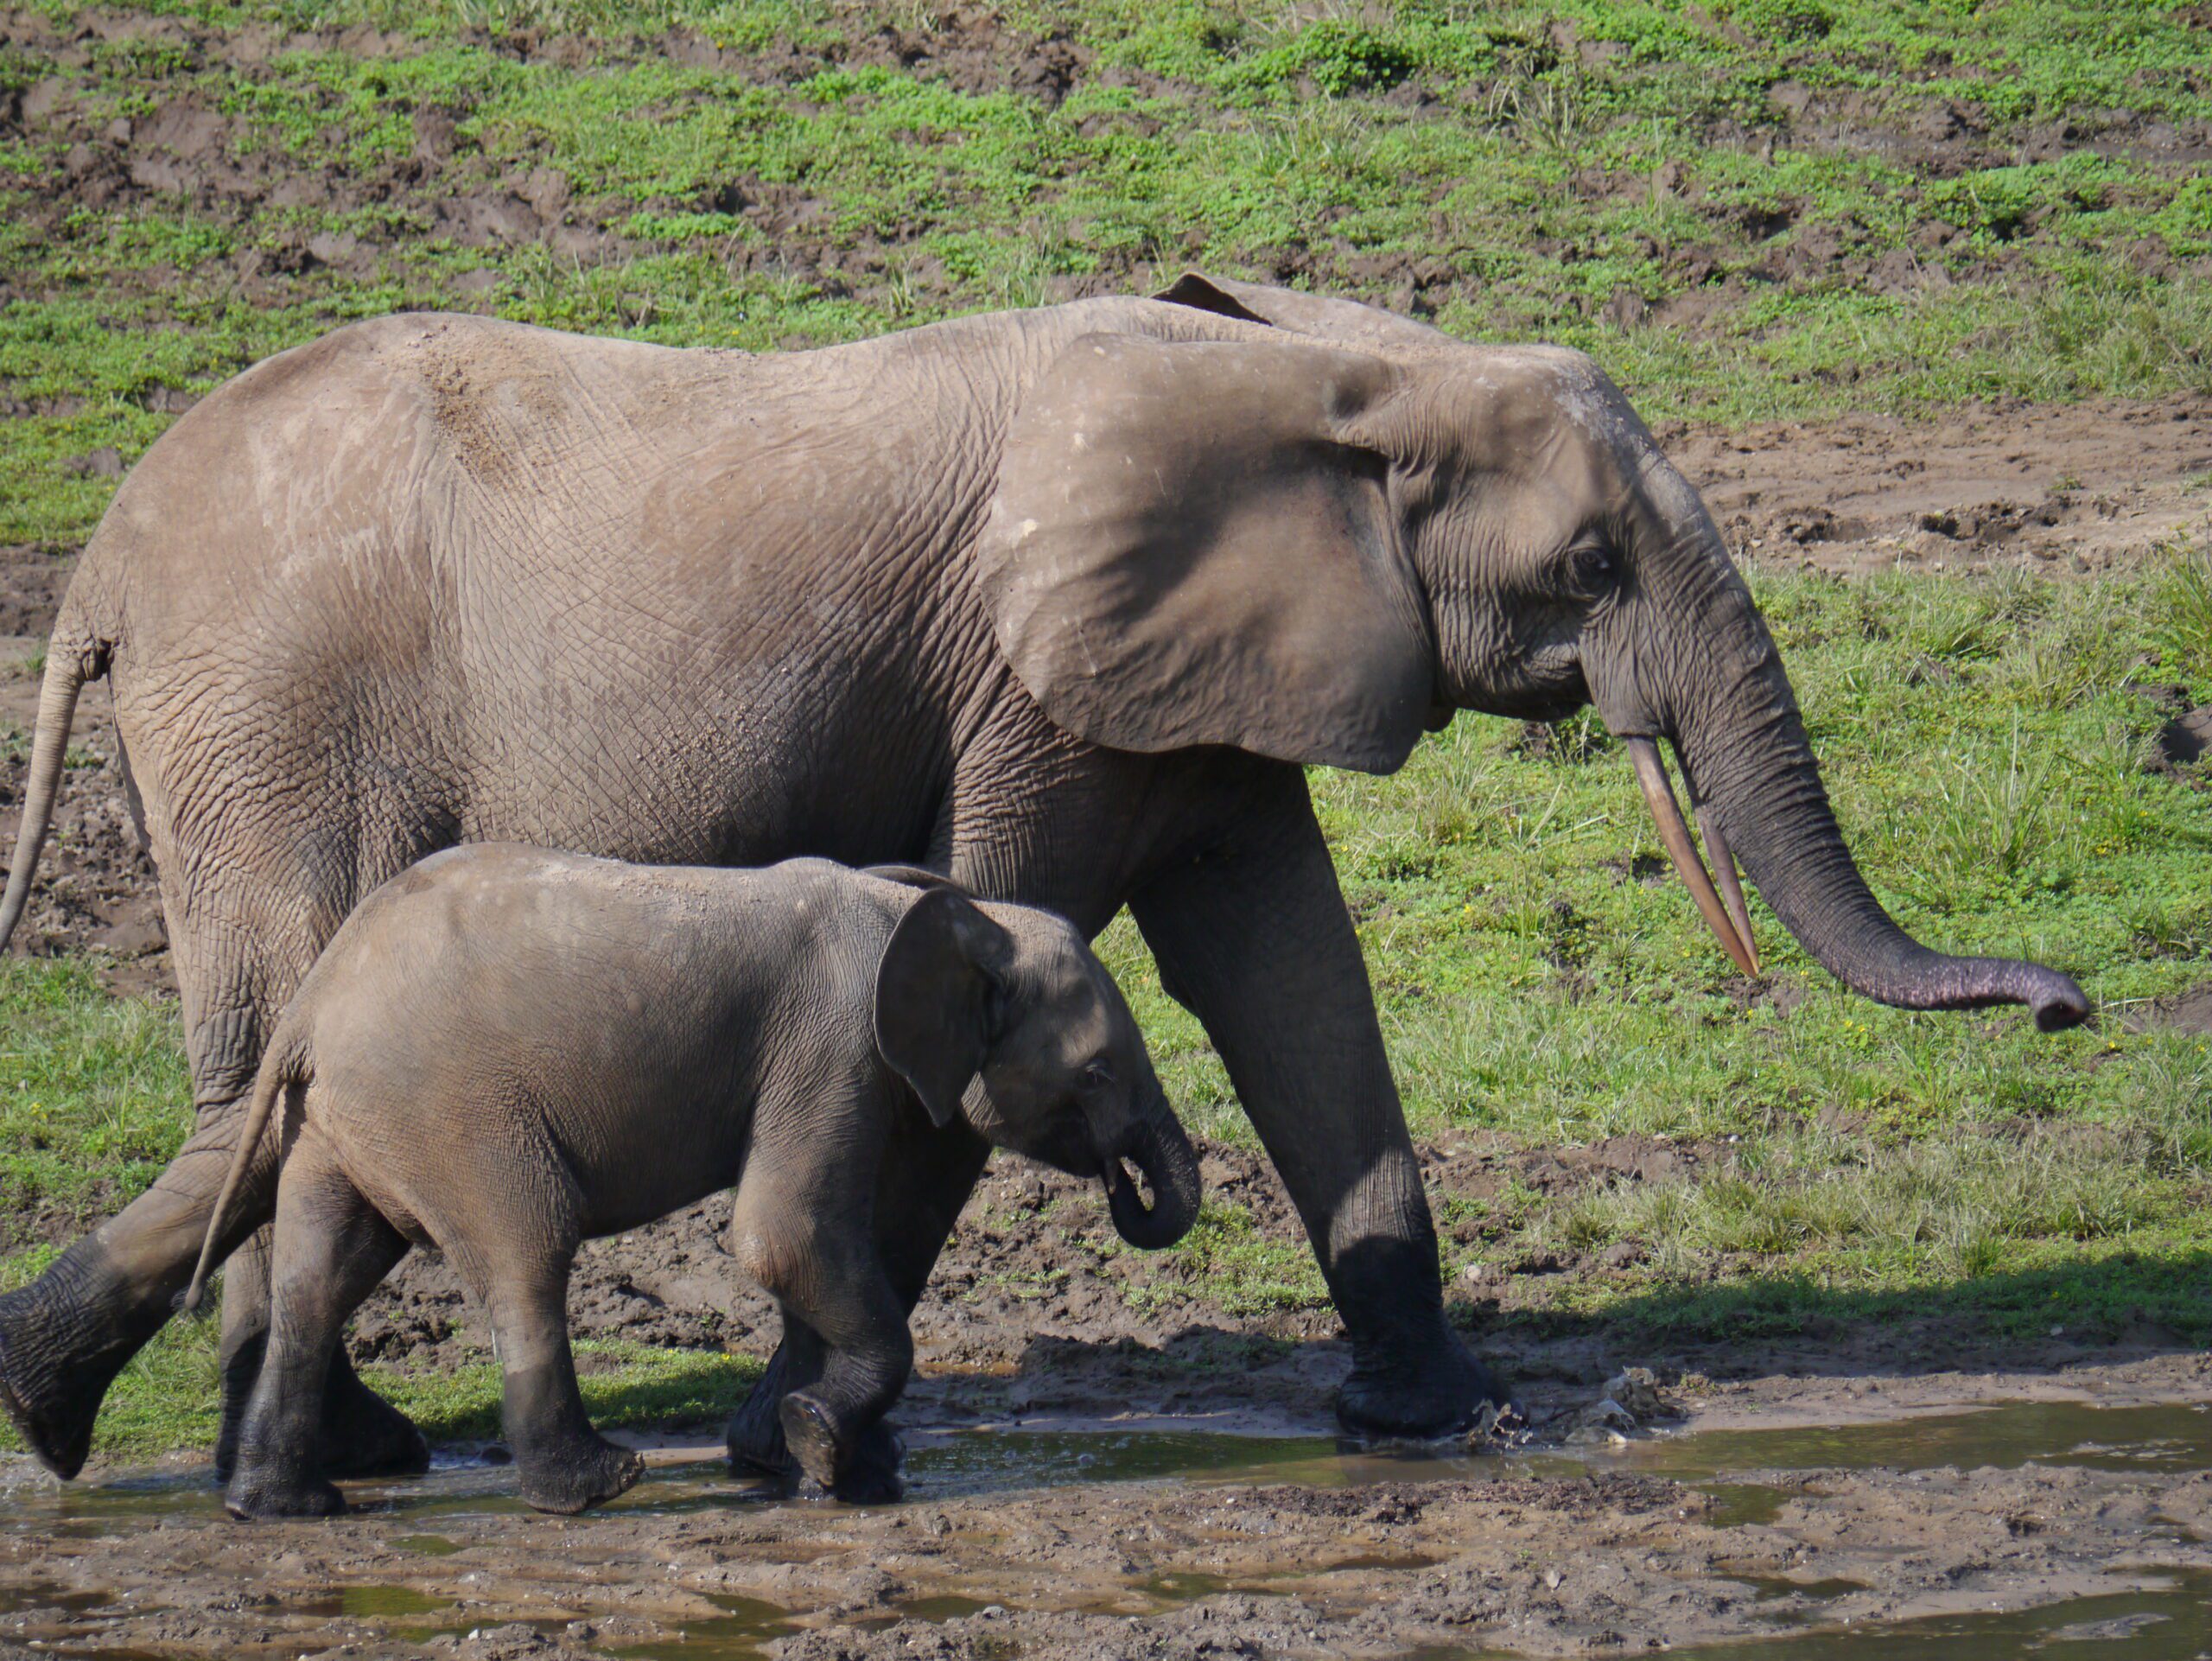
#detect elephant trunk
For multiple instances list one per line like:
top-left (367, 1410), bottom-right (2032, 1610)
top-left (1103, 1098), bottom-right (1201, 1250)
top-left (1651, 667), bottom-right (2089, 1031)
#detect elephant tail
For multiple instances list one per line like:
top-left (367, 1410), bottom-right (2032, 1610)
top-left (0, 627), bottom-right (110, 957)
top-left (178, 1031), bottom-right (312, 1316)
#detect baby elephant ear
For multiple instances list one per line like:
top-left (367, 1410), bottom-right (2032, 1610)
top-left (981, 332), bottom-right (1435, 774)
top-left (873, 887), bottom-right (1014, 1129)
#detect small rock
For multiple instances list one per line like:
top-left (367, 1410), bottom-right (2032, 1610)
top-left (1464, 1398), bottom-right (1530, 1450)
top-left (1564, 1422), bottom-right (1630, 1448)
top-left (92, 919), bottom-right (165, 958)
top-left (1601, 1366), bottom-right (1669, 1422)
top-left (1577, 1397), bottom-right (1638, 1434)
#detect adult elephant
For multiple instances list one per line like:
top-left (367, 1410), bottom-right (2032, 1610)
top-left (0, 274), bottom-right (2088, 1484)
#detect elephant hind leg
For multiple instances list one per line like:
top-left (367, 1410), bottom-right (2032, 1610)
top-left (474, 1261), bottom-right (642, 1515)
top-left (169, 894), bottom-right (426, 1481)
top-left (226, 1130), bottom-right (409, 1520)
top-left (0, 1085), bottom-right (290, 1480)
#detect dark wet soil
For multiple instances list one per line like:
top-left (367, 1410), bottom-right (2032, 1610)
top-left (5, 1385), bottom-right (2212, 1658)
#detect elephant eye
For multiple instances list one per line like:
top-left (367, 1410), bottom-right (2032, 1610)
top-left (1567, 538), bottom-right (1619, 595)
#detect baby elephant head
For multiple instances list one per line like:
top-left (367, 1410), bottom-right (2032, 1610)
top-left (873, 881), bottom-right (1200, 1250)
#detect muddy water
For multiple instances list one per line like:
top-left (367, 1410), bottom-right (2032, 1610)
top-left (1629, 1569), bottom-right (2212, 1661)
top-left (898, 1397), bottom-right (2212, 1492)
top-left (4, 1391), bottom-right (2211, 1659)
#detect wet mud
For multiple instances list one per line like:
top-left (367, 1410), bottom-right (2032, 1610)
top-left (5, 1381), bottom-right (2212, 1658)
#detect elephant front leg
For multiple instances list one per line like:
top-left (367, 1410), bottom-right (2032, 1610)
top-left (724, 1111), bottom-right (987, 1489)
top-left (1129, 783), bottom-right (1510, 1439)
top-left (731, 1174), bottom-right (918, 1505)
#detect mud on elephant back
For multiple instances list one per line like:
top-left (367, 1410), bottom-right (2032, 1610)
top-left (0, 272), bottom-right (2087, 1482)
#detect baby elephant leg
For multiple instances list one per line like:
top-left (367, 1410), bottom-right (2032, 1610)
top-left (476, 1260), bottom-right (644, 1515)
top-left (226, 1131), bottom-right (408, 1520)
top-left (735, 1206), bottom-right (913, 1505)
top-left (736, 1310), bottom-right (904, 1499)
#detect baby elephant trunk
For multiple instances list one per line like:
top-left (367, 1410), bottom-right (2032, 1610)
top-left (1103, 1099), bottom-right (1201, 1250)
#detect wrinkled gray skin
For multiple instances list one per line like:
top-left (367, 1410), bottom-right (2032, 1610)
top-left (194, 849), bottom-right (1197, 1518)
top-left (0, 273), bottom-right (2088, 1488)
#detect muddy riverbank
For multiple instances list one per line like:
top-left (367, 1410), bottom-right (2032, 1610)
top-left (5, 1354), bottom-right (2210, 1659)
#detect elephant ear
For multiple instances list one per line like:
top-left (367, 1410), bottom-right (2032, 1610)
top-left (1154, 270), bottom-right (1450, 355)
top-left (981, 333), bottom-right (1435, 773)
top-left (873, 886), bottom-right (1014, 1129)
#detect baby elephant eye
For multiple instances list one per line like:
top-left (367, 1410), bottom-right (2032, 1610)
top-left (1083, 1059), bottom-right (1116, 1090)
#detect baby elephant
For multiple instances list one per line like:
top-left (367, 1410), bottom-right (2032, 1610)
top-left (184, 847), bottom-right (1199, 1518)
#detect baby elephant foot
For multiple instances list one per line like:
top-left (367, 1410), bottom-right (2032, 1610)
top-left (780, 1393), bottom-right (903, 1504)
top-left (518, 1437), bottom-right (645, 1515)
top-left (225, 1467), bottom-right (347, 1520)
top-left (831, 1419), bottom-right (905, 1505)
top-left (317, 1369), bottom-right (431, 1479)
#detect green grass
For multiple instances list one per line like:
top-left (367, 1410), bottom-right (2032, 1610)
top-left (4, 1), bottom-right (2212, 540)
top-left (0, 958), bottom-right (192, 1244)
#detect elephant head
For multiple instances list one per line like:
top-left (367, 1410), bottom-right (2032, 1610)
top-left (872, 877), bottom-right (1203, 1248)
top-left (976, 273), bottom-right (2088, 1030)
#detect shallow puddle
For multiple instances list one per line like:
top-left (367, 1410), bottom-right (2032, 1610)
top-left (391, 1532), bottom-right (464, 1556)
top-left (6, 1397), bottom-right (2210, 1659)
top-left (290, 1583), bottom-right (454, 1620)
top-left (1618, 1401), bottom-right (2212, 1483)
top-left (16, 1399), bottom-right (2202, 1536)
top-left (606, 1594), bottom-right (797, 1661)
top-left (0, 1581), bottom-right (118, 1615)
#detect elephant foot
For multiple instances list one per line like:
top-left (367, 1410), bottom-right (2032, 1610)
top-left (830, 1420), bottom-right (905, 1505)
top-left (518, 1438), bottom-right (645, 1515)
top-left (724, 1355), bottom-right (795, 1481)
top-left (226, 1467), bottom-right (348, 1519)
top-left (779, 1394), bottom-right (903, 1503)
top-left (317, 1365), bottom-right (430, 1479)
top-left (779, 1391), bottom-right (850, 1494)
top-left (0, 1284), bottom-right (124, 1481)
top-left (1335, 1331), bottom-right (1511, 1441)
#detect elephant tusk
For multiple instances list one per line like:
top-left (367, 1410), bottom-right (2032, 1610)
top-left (1624, 736), bottom-right (1758, 979)
top-left (1694, 800), bottom-right (1761, 977)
